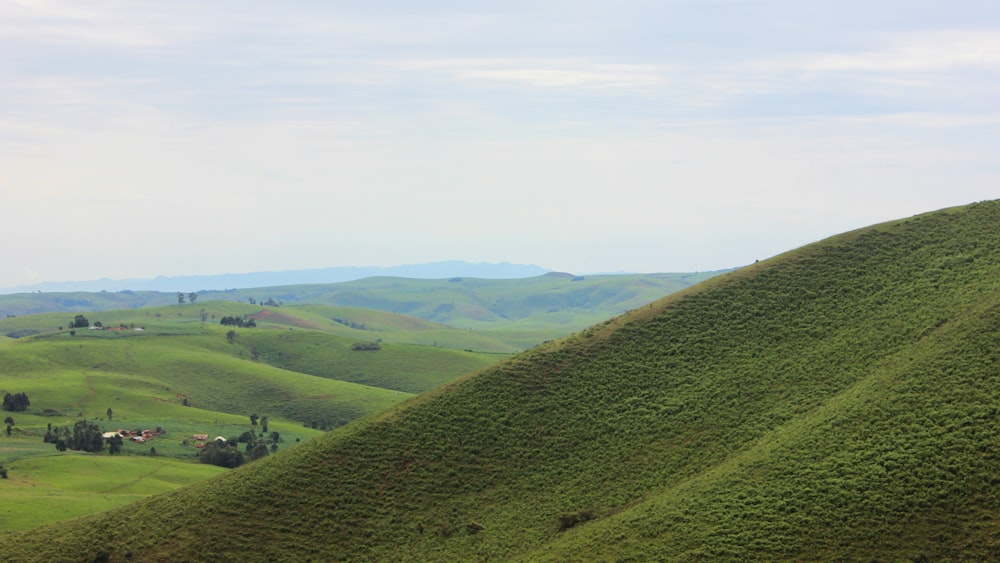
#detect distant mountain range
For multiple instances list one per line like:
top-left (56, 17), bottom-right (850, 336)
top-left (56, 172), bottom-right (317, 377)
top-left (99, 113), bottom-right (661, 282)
top-left (0, 261), bottom-right (551, 294)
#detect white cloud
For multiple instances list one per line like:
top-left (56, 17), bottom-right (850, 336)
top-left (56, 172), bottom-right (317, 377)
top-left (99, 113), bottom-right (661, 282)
top-left (386, 58), bottom-right (668, 91)
top-left (749, 30), bottom-right (1000, 74)
top-left (0, 0), bottom-right (198, 47)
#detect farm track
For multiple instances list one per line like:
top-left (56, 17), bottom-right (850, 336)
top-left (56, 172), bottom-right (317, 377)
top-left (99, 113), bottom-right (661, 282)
top-left (71, 375), bottom-right (96, 407)
top-left (99, 463), bottom-right (166, 494)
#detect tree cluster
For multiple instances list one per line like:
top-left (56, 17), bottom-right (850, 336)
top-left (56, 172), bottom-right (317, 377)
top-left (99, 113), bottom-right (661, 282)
top-left (220, 316), bottom-right (257, 328)
top-left (2, 392), bottom-right (29, 412)
top-left (71, 314), bottom-right (89, 328)
top-left (332, 318), bottom-right (369, 331)
top-left (199, 441), bottom-right (245, 468)
top-left (44, 420), bottom-right (105, 453)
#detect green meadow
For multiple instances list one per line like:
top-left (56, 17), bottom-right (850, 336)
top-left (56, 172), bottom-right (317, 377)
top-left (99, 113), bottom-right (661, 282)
top-left (0, 454), bottom-right (224, 532)
top-left (0, 305), bottom-right (503, 532)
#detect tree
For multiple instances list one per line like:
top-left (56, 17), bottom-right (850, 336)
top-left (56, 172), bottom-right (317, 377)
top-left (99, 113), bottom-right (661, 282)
top-left (106, 407), bottom-right (113, 421)
top-left (4, 416), bottom-right (13, 426)
top-left (48, 420), bottom-right (105, 453)
top-left (70, 420), bottom-right (105, 453)
top-left (72, 314), bottom-right (89, 328)
top-left (226, 330), bottom-right (238, 343)
top-left (261, 415), bottom-right (269, 433)
top-left (188, 292), bottom-right (198, 304)
top-left (199, 441), bottom-right (245, 468)
top-left (2, 392), bottom-right (29, 412)
top-left (221, 316), bottom-right (257, 328)
top-left (250, 413), bottom-right (259, 426)
top-left (108, 434), bottom-right (123, 455)
top-left (177, 292), bottom-right (185, 304)
top-left (247, 442), bottom-right (269, 462)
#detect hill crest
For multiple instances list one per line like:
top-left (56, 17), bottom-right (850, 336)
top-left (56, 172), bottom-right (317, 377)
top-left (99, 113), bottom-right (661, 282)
top-left (0, 261), bottom-right (551, 294)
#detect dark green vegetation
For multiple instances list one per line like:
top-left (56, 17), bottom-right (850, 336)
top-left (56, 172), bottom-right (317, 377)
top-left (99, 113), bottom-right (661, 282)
top-left (2, 201), bottom-right (999, 561)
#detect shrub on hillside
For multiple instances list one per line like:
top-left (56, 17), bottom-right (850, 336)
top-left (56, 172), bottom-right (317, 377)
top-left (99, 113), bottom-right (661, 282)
top-left (220, 316), bottom-right (256, 328)
top-left (2, 393), bottom-right (29, 412)
top-left (558, 509), bottom-right (595, 531)
top-left (5, 329), bottom-right (39, 339)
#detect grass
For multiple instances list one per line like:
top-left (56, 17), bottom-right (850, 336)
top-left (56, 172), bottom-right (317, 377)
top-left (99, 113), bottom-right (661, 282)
top-left (0, 454), bottom-right (225, 532)
top-left (0, 308), bottom-right (504, 533)
top-left (0, 200), bottom-right (998, 560)
top-left (0, 276), bottom-right (707, 536)
top-left (0, 273), bottom-right (726, 345)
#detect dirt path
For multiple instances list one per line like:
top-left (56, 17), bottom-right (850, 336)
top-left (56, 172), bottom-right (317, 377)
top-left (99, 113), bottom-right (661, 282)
top-left (100, 463), bottom-right (166, 494)
top-left (71, 375), bottom-right (96, 407)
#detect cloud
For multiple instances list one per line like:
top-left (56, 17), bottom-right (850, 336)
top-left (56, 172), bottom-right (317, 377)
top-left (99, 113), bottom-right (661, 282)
top-left (387, 58), bottom-right (668, 90)
top-left (0, 0), bottom-right (198, 48)
top-left (749, 30), bottom-right (1000, 74)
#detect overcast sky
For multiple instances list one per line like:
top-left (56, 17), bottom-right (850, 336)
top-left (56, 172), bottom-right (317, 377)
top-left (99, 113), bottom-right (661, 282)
top-left (2, 1), bottom-right (999, 289)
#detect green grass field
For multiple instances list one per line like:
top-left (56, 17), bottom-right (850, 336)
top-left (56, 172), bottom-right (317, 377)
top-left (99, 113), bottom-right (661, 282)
top-left (0, 454), bottom-right (225, 532)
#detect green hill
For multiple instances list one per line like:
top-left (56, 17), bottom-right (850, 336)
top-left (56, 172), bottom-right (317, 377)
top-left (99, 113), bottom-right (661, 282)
top-left (0, 306), bottom-right (501, 532)
top-left (3, 201), bottom-right (1000, 561)
top-left (0, 273), bottom-right (725, 340)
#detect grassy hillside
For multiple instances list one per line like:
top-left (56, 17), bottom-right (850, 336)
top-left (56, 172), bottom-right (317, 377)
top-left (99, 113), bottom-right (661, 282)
top-left (0, 273), bottom-right (725, 340)
top-left (3, 201), bottom-right (1000, 561)
top-left (203, 271), bottom-right (724, 331)
top-left (0, 305), bottom-right (501, 533)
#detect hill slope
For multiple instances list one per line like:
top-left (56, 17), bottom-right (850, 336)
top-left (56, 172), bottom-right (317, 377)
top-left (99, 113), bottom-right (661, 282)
top-left (0, 272), bottom-right (725, 338)
top-left (2, 201), bottom-right (1000, 561)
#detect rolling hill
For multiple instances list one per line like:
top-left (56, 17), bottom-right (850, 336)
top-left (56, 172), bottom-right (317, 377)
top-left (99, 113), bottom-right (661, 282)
top-left (0, 272), bottom-right (726, 339)
top-left (0, 304), bottom-right (501, 532)
top-left (2, 200), bottom-right (1000, 561)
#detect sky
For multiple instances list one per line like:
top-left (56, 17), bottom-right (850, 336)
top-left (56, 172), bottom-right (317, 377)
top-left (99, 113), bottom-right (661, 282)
top-left (2, 1), bottom-right (999, 290)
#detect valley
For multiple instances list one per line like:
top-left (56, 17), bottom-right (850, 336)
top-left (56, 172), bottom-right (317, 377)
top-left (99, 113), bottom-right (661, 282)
top-left (0, 273), bottom-right (708, 534)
